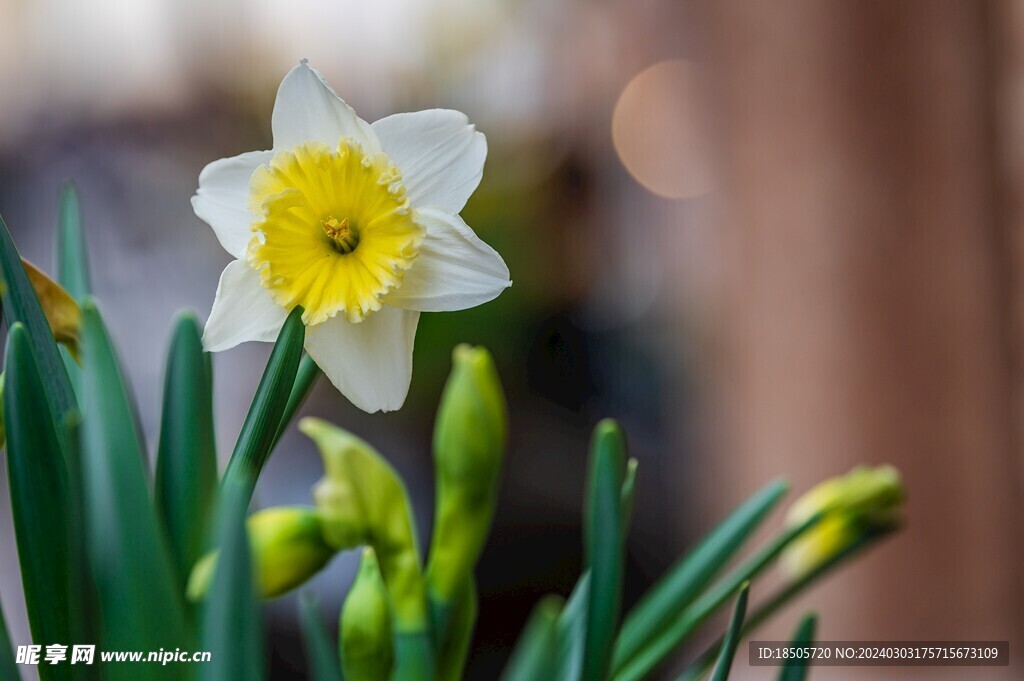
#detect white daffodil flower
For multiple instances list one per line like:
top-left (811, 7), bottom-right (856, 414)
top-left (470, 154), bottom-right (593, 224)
top-left (193, 60), bottom-right (511, 413)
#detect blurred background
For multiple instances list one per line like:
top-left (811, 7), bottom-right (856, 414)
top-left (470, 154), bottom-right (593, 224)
top-left (0, 0), bottom-right (1021, 678)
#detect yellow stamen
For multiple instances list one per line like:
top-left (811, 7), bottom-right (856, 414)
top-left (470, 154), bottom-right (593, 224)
top-left (321, 216), bottom-right (359, 254)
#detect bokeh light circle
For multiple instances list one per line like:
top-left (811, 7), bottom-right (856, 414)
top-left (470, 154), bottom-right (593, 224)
top-left (612, 59), bottom-right (714, 199)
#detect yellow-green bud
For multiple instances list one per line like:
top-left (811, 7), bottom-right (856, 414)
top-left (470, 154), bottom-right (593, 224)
top-left (300, 417), bottom-right (427, 630)
top-left (186, 506), bottom-right (335, 600)
top-left (427, 345), bottom-right (507, 603)
top-left (782, 465), bottom-right (904, 579)
top-left (341, 548), bottom-right (394, 681)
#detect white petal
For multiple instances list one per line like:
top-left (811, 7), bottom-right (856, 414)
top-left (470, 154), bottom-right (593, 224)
top-left (372, 109), bottom-right (486, 213)
top-left (304, 306), bottom-right (420, 413)
top-left (387, 208), bottom-right (510, 312)
top-left (272, 60), bottom-right (379, 153)
top-left (192, 150), bottom-right (272, 259)
top-left (203, 260), bottom-right (288, 352)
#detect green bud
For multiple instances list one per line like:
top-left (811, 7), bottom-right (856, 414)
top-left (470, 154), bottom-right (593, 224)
top-left (300, 417), bottom-right (427, 630)
top-left (782, 465), bottom-right (904, 579)
top-left (427, 345), bottom-right (507, 605)
top-left (341, 548), bottom-right (395, 681)
top-left (186, 506), bottom-right (336, 600)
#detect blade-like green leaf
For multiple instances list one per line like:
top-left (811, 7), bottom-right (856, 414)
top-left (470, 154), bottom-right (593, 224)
top-left (272, 353), bottom-right (320, 450)
top-left (55, 183), bottom-right (91, 399)
top-left (0, 213), bottom-right (76, 428)
top-left (620, 458), bottom-right (639, 536)
top-left (56, 183), bottom-right (92, 301)
top-left (678, 530), bottom-right (890, 681)
top-left (554, 572), bottom-right (589, 681)
top-left (80, 300), bottom-right (187, 680)
top-left (299, 593), bottom-right (345, 681)
top-left (613, 513), bottom-right (821, 681)
top-left (200, 477), bottom-right (264, 681)
top-left (582, 419), bottom-right (627, 681)
top-left (501, 596), bottom-right (563, 681)
top-left (614, 479), bottom-right (789, 672)
top-left (222, 306), bottom-right (305, 501)
top-left (0, 598), bottom-right (18, 681)
top-left (437, 579), bottom-right (477, 681)
top-left (156, 313), bottom-right (218, 589)
top-left (709, 584), bottom-right (748, 681)
top-left (778, 614), bottom-right (816, 681)
top-left (4, 323), bottom-right (76, 681)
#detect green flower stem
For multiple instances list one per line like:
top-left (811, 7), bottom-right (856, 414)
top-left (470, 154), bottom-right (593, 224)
top-left (435, 580), bottom-right (477, 681)
top-left (222, 306), bottom-right (305, 501)
top-left (428, 597), bottom-right (455, 651)
top-left (393, 630), bottom-right (436, 681)
top-left (676, 530), bottom-right (890, 681)
top-left (271, 353), bottom-right (321, 450)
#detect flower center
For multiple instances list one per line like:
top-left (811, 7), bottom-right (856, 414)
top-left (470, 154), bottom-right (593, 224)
top-left (321, 216), bottom-right (358, 253)
top-left (246, 139), bottom-right (423, 325)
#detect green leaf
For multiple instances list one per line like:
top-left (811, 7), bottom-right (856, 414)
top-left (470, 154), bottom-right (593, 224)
top-left (199, 477), bottom-right (264, 681)
top-left (0, 213), bottom-right (76, 430)
top-left (614, 479), bottom-right (789, 673)
top-left (272, 352), bottom-right (320, 450)
top-left (299, 593), bottom-right (345, 681)
top-left (709, 584), bottom-right (748, 681)
top-left (678, 530), bottom-right (891, 681)
top-left (222, 306), bottom-right (305, 501)
top-left (3, 324), bottom-right (76, 681)
top-left (156, 313), bottom-right (218, 589)
top-left (55, 183), bottom-right (91, 399)
top-left (554, 573), bottom-right (589, 681)
top-left (582, 419), bottom-right (627, 681)
top-left (436, 579), bottom-right (477, 681)
top-left (80, 300), bottom-right (187, 680)
top-left (620, 458), bottom-right (639, 536)
top-left (0, 598), bottom-right (18, 681)
top-left (56, 182), bottom-right (92, 301)
top-left (778, 614), bottom-right (816, 681)
top-left (501, 596), bottom-right (563, 681)
top-left (613, 513), bottom-right (821, 681)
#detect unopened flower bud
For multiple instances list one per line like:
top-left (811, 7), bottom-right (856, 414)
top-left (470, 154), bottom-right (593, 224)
top-left (300, 417), bottom-right (427, 630)
top-left (187, 506), bottom-right (335, 600)
top-left (427, 345), bottom-right (507, 603)
top-left (782, 465), bottom-right (904, 579)
top-left (341, 548), bottom-right (394, 681)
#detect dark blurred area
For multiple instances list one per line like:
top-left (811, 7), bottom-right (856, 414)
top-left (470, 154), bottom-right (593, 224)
top-left (0, 0), bottom-right (1022, 679)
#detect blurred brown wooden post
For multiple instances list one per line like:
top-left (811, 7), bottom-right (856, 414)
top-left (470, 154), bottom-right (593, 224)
top-left (699, 0), bottom-right (1022, 677)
